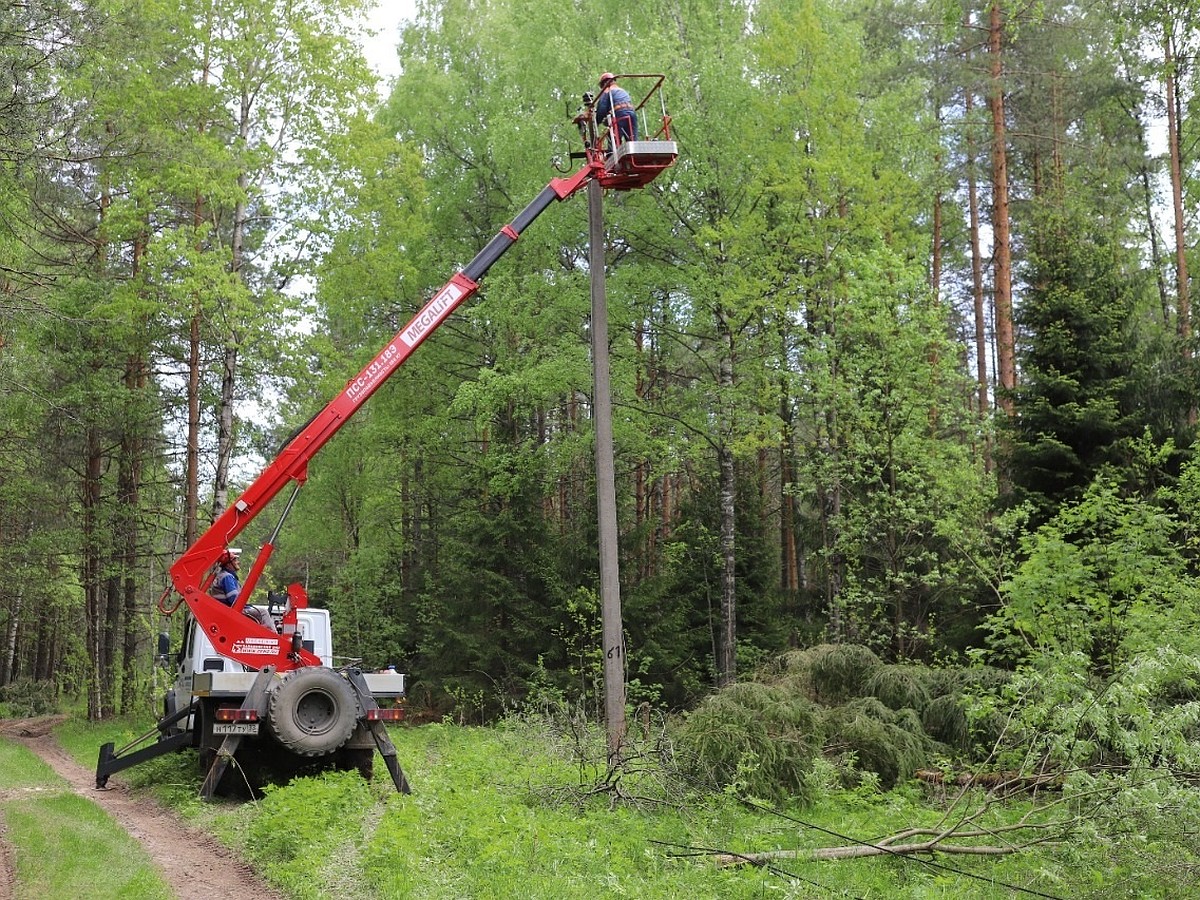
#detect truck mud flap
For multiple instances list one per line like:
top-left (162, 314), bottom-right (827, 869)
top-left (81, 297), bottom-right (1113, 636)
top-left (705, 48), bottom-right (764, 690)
top-left (345, 669), bottom-right (411, 794)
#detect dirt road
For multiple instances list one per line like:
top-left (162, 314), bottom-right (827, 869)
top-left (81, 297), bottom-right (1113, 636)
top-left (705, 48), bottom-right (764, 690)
top-left (0, 717), bottom-right (287, 900)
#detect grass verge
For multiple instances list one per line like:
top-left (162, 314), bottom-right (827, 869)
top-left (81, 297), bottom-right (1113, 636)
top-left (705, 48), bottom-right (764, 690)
top-left (0, 735), bottom-right (173, 900)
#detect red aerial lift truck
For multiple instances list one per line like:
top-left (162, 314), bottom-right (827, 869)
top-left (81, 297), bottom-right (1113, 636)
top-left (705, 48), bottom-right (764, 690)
top-left (96, 75), bottom-right (677, 799)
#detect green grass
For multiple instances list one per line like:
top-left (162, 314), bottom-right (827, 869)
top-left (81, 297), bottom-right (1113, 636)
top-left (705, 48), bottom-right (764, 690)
top-left (0, 731), bottom-right (173, 900)
top-left (4, 792), bottom-right (173, 899)
top-left (39, 711), bottom-right (1198, 899)
top-left (54, 713), bottom-right (161, 768)
top-left (0, 739), bottom-right (63, 790)
top-left (205, 725), bottom-right (793, 900)
top-left (173, 719), bottom-right (1114, 900)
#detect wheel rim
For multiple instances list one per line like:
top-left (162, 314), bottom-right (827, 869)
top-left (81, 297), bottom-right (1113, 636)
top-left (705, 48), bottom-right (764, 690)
top-left (293, 689), bottom-right (338, 735)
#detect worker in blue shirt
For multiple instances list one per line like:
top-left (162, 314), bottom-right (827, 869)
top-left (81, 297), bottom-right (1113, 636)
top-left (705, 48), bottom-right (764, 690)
top-left (210, 549), bottom-right (273, 629)
top-left (209, 550), bottom-right (242, 605)
top-left (595, 73), bottom-right (638, 144)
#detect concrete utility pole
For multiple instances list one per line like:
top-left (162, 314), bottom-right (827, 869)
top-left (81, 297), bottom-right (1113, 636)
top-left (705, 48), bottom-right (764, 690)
top-left (588, 176), bottom-right (626, 760)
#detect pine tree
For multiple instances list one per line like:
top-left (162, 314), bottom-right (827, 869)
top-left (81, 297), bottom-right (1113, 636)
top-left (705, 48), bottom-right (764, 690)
top-left (1007, 207), bottom-right (1148, 516)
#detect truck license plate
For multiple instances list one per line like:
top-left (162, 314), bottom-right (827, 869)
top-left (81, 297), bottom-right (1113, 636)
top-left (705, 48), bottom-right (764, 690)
top-left (213, 723), bottom-right (259, 736)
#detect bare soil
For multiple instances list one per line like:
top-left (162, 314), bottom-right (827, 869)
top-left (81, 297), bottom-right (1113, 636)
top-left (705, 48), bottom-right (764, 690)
top-left (0, 804), bottom-right (13, 900)
top-left (0, 716), bottom-right (287, 900)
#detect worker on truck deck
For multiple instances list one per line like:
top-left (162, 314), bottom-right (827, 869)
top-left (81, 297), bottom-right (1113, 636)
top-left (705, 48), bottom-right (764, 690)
top-left (595, 73), bottom-right (637, 144)
top-left (209, 549), bottom-right (273, 630)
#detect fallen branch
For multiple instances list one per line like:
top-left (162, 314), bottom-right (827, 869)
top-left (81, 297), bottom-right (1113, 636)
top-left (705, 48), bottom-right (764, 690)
top-left (713, 834), bottom-right (1059, 866)
top-left (915, 769), bottom-right (1063, 792)
top-left (705, 787), bottom-right (1074, 869)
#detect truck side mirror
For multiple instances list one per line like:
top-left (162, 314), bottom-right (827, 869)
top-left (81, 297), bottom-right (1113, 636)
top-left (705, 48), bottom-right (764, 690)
top-left (157, 631), bottom-right (171, 666)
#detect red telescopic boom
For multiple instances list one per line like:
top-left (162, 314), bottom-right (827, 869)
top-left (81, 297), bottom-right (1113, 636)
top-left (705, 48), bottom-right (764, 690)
top-left (167, 79), bottom-right (677, 672)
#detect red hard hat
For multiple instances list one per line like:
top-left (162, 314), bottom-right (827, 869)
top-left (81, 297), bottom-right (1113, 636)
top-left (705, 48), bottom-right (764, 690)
top-left (599, 72), bottom-right (616, 87)
top-left (218, 549), bottom-right (240, 566)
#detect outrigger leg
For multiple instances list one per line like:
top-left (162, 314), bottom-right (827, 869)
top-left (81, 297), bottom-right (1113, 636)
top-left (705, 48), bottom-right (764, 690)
top-left (345, 669), bottom-right (411, 794)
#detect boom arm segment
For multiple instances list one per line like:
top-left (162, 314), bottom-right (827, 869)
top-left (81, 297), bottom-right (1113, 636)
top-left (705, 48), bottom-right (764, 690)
top-left (170, 164), bottom-right (595, 671)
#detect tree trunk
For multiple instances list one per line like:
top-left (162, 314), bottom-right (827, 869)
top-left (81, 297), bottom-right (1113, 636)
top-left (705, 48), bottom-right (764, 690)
top-left (211, 341), bottom-right (237, 519)
top-left (1140, 161), bottom-right (1170, 327)
top-left (121, 233), bottom-right (149, 715)
top-left (186, 29), bottom-right (213, 545)
top-left (33, 613), bottom-right (49, 682)
top-left (715, 309), bottom-right (737, 688)
top-left (812, 295), bottom-right (846, 639)
top-left (2, 575), bottom-right (20, 687)
top-left (931, 102), bottom-right (943, 294)
top-left (634, 325), bottom-right (650, 580)
top-left (777, 324), bottom-right (802, 618)
top-left (212, 91), bottom-right (251, 519)
top-left (1165, 29), bottom-right (1190, 342)
top-left (779, 399), bottom-right (800, 599)
top-left (717, 445), bottom-right (737, 687)
top-left (103, 572), bottom-right (121, 716)
top-left (119, 357), bottom-right (144, 714)
top-left (820, 466), bottom-right (845, 641)
top-left (988, 2), bottom-right (1015, 416)
top-left (185, 302), bottom-right (201, 548)
top-left (965, 89), bottom-right (991, 469)
top-left (83, 424), bottom-right (103, 720)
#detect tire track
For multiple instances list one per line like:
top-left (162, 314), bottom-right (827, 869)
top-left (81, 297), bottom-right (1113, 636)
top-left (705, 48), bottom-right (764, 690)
top-left (0, 810), bottom-right (14, 900)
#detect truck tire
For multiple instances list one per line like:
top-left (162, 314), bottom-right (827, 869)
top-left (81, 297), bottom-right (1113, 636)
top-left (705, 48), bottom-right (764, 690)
top-left (267, 667), bottom-right (358, 756)
top-left (162, 690), bottom-right (180, 735)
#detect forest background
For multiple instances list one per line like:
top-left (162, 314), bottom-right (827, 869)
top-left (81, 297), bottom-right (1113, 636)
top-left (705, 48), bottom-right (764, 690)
top-left (3, 0), bottom-right (1200, 741)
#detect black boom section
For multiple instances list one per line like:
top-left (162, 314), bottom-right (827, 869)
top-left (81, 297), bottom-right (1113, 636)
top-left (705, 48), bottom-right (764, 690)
top-left (462, 185), bottom-right (561, 282)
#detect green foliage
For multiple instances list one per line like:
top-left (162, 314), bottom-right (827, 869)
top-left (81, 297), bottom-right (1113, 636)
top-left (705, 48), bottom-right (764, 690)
top-left (727, 646), bottom-right (1013, 785)
top-left (226, 720), bottom-right (796, 899)
top-left (1062, 769), bottom-right (1200, 897)
top-left (790, 240), bottom-right (992, 655)
top-left (780, 643), bottom-right (883, 704)
top-left (974, 648), bottom-right (1200, 773)
top-left (865, 664), bottom-right (934, 713)
top-left (989, 472), bottom-right (1200, 673)
top-left (0, 678), bottom-right (59, 717)
top-left (1007, 205), bottom-right (1161, 516)
top-left (240, 770), bottom-right (377, 897)
top-left (921, 693), bottom-right (970, 751)
top-left (8, 0), bottom-right (1200, 771)
top-left (679, 644), bottom-right (1008, 793)
top-left (75, 710), bottom-right (1200, 899)
top-left (918, 665), bottom-right (1013, 754)
top-left (675, 682), bottom-right (823, 803)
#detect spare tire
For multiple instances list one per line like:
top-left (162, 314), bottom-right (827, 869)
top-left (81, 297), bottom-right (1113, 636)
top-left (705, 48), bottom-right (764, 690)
top-left (267, 667), bottom-right (358, 756)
